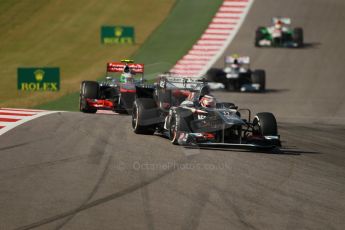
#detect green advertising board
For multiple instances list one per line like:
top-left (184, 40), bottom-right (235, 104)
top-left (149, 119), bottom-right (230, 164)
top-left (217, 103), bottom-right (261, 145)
top-left (101, 26), bottom-right (135, 44)
top-left (17, 67), bottom-right (60, 91)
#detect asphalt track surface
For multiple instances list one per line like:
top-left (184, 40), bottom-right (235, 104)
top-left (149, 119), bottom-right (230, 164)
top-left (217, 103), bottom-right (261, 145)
top-left (1, 0), bottom-right (345, 229)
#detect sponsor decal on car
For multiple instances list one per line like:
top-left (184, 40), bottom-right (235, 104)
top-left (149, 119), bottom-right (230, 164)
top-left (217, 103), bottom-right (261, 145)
top-left (107, 62), bottom-right (144, 73)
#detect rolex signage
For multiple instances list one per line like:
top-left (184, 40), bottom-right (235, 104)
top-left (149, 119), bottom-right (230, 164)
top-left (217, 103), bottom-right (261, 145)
top-left (101, 26), bottom-right (135, 44)
top-left (17, 67), bottom-right (60, 91)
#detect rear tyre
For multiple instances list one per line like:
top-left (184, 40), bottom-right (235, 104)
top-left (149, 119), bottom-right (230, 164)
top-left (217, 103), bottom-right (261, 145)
top-left (80, 81), bottom-right (99, 113)
top-left (255, 27), bottom-right (265, 47)
top-left (206, 68), bottom-right (227, 84)
top-left (225, 80), bottom-right (236, 91)
top-left (132, 98), bottom-right (157, 135)
top-left (252, 112), bottom-right (278, 136)
top-left (251, 70), bottom-right (266, 92)
top-left (293, 27), bottom-right (304, 47)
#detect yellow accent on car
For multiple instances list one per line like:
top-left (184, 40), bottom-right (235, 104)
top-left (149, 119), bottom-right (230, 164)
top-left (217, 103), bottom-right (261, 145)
top-left (121, 59), bottom-right (134, 63)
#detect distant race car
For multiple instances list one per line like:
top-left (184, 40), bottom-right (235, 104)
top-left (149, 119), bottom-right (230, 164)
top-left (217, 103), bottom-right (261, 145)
top-left (255, 17), bottom-right (303, 48)
top-left (79, 59), bottom-right (145, 114)
top-left (206, 55), bottom-right (266, 92)
top-left (132, 74), bottom-right (281, 150)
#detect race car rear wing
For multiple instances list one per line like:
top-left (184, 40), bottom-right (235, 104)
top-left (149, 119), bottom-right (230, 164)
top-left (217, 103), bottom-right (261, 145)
top-left (107, 62), bottom-right (144, 73)
top-left (158, 74), bottom-right (207, 90)
top-left (272, 17), bottom-right (291, 25)
top-left (159, 74), bottom-right (202, 83)
top-left (225, 56), bottom-right (250, 64)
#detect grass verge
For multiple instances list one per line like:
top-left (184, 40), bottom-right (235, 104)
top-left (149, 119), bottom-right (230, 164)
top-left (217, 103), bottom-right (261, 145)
top-left (0, 0), bottom-right (175, 108)
top-left (36, 0), bottom-right (223, 111)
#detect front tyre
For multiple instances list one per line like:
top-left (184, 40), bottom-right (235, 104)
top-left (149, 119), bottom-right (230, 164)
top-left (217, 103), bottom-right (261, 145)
top-left (169, 113), bottom-right (179, 145)
top-left (293, 27), bottom-right (304, 48)
top-left (206, 68), bottom-right (227, 84)
top-left (225, 80), bottom-right (236, 91)
top-left (255, 27), bottom-right (265, 47)
top-left (251, 70), bottom-right (266, 92)
top-left (169, 110), bottom-right (192, 145)
top-left (80, 81), bottom-right (99, 113)
top-left (252, 112), bottom-right (278, 136)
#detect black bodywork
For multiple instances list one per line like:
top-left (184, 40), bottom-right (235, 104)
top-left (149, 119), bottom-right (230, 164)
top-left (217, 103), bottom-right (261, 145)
top-left (166, 105), bottom-right (280, 149)
top-left (79, 78), bottom-right (145, 114)
top-left (206, 56), bottom-right (265, 92)
top-left (206, 68), bottom-right (254, 91)
top-left (132, 75), bottom-right (281, 150)
top-left (99, 80), bottom-right (137, 113)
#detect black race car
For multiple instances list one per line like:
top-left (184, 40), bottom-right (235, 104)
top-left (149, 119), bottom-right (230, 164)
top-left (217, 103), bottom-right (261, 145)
top-left (206, 55), bottom-right (265, 92)
top-left (132, 75), bottom-right (281, 150)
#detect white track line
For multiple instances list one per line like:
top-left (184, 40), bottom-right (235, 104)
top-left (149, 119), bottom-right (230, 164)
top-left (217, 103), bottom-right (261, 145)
top-left (182, 55), bottom-right (211, 60)
top-left (209, 24), bottom-right (236, 29)
top-left (0, 109), bottom-right (60, 136)
top-left (197, 40), bottom-right (226, 45)
top-left (219, 7), bottom-right (245, 11)
top-left (201, 34), bottom-right (230, 39)
top-left (96, 110), bottom-right (119, 115)
top-left (178, 59), bottom-right (208, 63)
top-left (205, 29), bottom-right (232, 34)
top-left (188, 50), bottom-right (218, 55)
top-left (0, 108), bottom-right (46, 112)
top-left (223, 0), bottom-right (249, 6)
top-left (0, 115), bottom-right (36, 119)
top-left (212, 18), bottom-right (239, 23)
top-left (174, 66), bottom-right (205, 70)
top-left (190, 46), bottom-right (221, 50)
top-left (216, 12), bottom-right (243, 17)
top-left (177, 62), bottom-right (206, 67)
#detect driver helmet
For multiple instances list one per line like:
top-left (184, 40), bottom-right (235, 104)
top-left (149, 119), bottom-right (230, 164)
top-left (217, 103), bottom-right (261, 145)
top-left (200, 95), bottom-right (216, 108)
top-left (120, 65), bottom-right (134, 83)
top-left (275, 20), bottom-right (282, 29)
top-left (123, 65), bottom-right (130, 73)
top-left (231, 56), bottom-right (240, 69)
top-left (200, 86), bottom-right (211, 98)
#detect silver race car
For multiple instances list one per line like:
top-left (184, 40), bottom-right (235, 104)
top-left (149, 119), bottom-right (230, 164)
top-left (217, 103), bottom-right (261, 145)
top-left (132, 75), bottom-right (280, 150)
